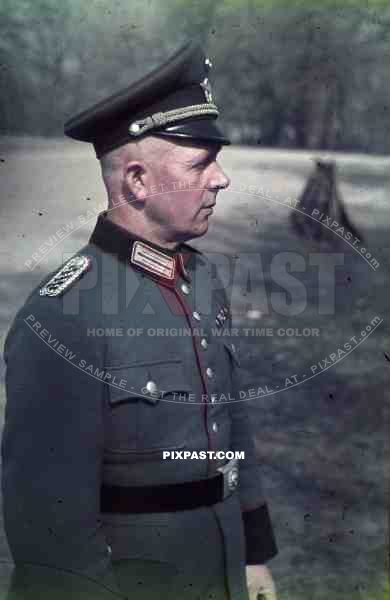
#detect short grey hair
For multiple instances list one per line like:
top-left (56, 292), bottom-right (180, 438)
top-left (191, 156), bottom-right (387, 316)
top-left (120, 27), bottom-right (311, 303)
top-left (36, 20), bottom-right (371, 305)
top-left (99, 136), bottom-right (176, 207)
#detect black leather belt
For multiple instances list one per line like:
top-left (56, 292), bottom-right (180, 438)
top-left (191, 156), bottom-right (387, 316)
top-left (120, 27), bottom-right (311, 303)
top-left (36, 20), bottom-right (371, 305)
top-left (101, 474), bottom-right (223, 513)
top-left (100, 459), bottom-right (239, 513)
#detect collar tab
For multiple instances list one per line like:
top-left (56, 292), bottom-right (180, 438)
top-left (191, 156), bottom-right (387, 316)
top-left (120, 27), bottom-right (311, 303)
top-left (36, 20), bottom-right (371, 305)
top-left (131, 241), bottom-right (176, 280)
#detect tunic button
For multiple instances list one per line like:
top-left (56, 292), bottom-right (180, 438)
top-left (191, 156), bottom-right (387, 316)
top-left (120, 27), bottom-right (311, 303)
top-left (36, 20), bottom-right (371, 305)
top-left (181, 283), bottom-right (191, 295)
top-left (212, 422), bottom-right (218, 432)
top-left (200, 338), bottom-right (208, 350)
top-left (193, 311), bottom-right (201, 321)
top-left (211, 394), bottom-right (218, 403)
top-left (146, 380), bottom-right (158, 395)
top-left (206, 367), bottom-right (214, 379)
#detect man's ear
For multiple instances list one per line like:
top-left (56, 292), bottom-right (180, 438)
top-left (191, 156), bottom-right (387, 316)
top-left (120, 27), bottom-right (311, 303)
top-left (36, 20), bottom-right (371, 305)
top-left (124, 161), bottom-right (148, 200)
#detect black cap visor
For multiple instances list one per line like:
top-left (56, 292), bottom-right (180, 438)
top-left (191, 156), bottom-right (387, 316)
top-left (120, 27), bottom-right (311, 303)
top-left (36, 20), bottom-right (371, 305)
top-left (154, 117), bottom-right (230, 146)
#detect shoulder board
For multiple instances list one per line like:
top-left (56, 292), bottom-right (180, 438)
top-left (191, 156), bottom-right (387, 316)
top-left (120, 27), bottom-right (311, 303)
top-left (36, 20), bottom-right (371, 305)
top-left (39, 254), bottom-right (92, 297)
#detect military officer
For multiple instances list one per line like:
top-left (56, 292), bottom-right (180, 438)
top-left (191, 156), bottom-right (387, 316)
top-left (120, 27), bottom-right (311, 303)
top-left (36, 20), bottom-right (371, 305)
top-left (1, 42), bottom-right (278, 600)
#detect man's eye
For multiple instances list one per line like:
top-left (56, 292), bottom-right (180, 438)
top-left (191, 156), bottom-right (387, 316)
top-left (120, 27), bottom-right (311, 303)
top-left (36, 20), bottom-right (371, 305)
top-left (194, 157), bottom-right (211, 169)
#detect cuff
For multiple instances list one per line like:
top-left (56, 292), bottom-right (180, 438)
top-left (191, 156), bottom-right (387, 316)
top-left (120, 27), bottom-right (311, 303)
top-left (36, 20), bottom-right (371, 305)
top-left (242, 503), bottom-right (278, 564)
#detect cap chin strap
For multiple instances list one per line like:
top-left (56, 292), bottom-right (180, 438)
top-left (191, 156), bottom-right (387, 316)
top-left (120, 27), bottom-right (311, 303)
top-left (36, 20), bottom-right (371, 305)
top-left (128, 103), bottom-right (219, 137)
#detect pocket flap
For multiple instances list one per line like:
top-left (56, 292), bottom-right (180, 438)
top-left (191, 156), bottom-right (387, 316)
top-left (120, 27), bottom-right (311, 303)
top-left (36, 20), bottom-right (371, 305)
top-left (223, 341), bottom-right (241, 368)
top-left (105, 359), bottom-right (192, 406)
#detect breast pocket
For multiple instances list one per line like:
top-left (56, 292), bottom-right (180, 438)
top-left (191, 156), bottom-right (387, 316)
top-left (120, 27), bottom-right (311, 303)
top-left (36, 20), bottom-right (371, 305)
top-left (223, 340), bottom-right (241, 369)
top-left (105, 359), bottom-right (193, 453)
top-left (215, 340), bottom-right (242, 402)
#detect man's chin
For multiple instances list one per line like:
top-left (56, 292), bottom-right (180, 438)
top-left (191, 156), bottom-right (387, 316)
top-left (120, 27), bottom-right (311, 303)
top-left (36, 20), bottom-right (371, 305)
top-left (191, 220), bottom-right (209, 238)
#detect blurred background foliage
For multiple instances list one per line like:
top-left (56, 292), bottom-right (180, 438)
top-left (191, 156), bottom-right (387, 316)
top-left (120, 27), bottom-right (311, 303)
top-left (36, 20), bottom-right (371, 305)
top-left (1, 0), bottom-right (390, 153)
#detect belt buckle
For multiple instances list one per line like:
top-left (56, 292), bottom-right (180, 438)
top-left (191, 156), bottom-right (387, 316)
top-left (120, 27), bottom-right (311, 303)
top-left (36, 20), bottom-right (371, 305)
top-left (217, 458), bottom-right (239, 500)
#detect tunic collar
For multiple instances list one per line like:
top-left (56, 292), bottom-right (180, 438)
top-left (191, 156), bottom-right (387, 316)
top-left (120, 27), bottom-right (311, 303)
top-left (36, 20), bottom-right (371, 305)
top-left (89, 212), bottom-right (193, 283)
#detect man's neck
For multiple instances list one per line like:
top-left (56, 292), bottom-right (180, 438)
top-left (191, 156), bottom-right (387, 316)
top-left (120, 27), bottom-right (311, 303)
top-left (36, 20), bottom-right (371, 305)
top-left (105, 211), bottom-right (180, 251)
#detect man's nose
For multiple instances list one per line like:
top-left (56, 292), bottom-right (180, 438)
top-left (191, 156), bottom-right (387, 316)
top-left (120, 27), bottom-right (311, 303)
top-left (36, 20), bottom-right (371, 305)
top-left (210, 162), bottom-right (231, 191)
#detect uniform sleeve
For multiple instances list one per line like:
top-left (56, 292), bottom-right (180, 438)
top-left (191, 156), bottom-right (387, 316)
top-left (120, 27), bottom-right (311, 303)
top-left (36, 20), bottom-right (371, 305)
top-left (227, 395), bottom-right (278, 564)
top-left (224, 309), bottom-right (278, 564)
top-left (1, 302), bottom-right (122, 599)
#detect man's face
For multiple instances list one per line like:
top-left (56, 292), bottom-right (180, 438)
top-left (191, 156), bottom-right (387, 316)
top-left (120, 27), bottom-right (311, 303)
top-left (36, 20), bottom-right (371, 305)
top-left (142, 138), bottom-right (230, 244)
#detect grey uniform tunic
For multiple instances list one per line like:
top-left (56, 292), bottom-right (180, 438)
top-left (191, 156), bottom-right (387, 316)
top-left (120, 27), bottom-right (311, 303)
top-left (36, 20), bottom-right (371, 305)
top-left (1, 212), bottom-right (277, 600)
